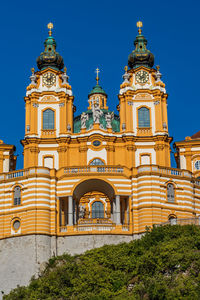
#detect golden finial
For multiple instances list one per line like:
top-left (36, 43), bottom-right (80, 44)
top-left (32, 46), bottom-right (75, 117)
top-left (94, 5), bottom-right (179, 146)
top-left (47, 22), bottom-right (54, 36)
top-left (31, 67), bottom-right (35, 74)
top-left (136, 21), bottom-right (143, 34)
top-left (124, 66), bottom-right (128, 72)
top-left (96, 67), bottom-right (100, 84)
top-left (64, 66), bottom-right (67, 73)
top-left (156, 65), bottom-right (160, 71)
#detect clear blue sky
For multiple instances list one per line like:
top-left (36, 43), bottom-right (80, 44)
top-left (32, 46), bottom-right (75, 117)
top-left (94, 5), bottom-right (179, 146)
top-left (0, 0), bottom-right (199, 169)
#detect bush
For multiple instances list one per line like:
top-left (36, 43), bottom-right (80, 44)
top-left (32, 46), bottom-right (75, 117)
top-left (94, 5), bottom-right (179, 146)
top-left (4, 225), bottom-right (200, 299)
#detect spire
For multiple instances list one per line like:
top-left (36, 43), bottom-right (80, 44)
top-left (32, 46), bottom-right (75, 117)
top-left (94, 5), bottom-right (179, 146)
top-left (88, 68), bottom-right (107, 97)
top-left (36, 23), bottom-right (64, 71)
top-left (128, 21), bottom-right (154, 69)
top-left (96, 67), bottom-right (100, 84)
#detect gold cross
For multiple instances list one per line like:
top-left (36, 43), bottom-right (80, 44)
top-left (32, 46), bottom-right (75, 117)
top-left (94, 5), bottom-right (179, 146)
top-left (136, 21), bottom-right (143, 34)
top-left (47, 22), bottom-right (54, 36)
top-left (96, 67), bottom-right (100, 84)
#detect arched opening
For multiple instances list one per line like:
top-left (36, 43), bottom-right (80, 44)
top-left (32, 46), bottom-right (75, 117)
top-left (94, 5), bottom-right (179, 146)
top-left (138, 107), bottom-right (150, 128)
top-left (92, 201), bottom-right (104, 218)
top-left (14, 186), bottom-right (21, 206)
top-left (43, 109), bottom-right (54, 130)
top-left (73, 179), bottom-right (114, 225)
top-left (89, 158), bottom-right (104, 166)
top-left (167, 183), bottom-right (175, 202)
top-left (58, 179), bottom-right (129, 231)
top-left (169, 215), bottom-right (177, 225)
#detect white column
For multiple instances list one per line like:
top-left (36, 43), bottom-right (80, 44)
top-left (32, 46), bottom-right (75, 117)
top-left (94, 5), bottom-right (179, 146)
top-left (112, 198), bottom-right (116, 222)
top-left (68, 196), bottom-right (73, 226)
top-left (73, 199), bottom-right (76, 224)
top-left (115, 195), bottom-right (121, 225)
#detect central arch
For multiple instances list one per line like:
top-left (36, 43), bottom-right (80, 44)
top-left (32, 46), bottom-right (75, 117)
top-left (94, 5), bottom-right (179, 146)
top-left (73, 178), bottom-right (115, 200)
top-left (72, 179), bottom-right (115, 224)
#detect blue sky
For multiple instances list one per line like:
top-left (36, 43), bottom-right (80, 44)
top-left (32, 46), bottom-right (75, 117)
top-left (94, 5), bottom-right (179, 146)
top-left (0, 0), bottom-right (199, 168)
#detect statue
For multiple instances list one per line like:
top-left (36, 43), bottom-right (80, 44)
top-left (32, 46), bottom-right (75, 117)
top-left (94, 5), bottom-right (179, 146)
top-left (92, 101), bottom-right (103, 124)
top-left (81, 112), bottom-right (88, 129)
top-left (79, 205), bottom-right (85, 219)
top-left (105, 112), bottom-right (114, 128)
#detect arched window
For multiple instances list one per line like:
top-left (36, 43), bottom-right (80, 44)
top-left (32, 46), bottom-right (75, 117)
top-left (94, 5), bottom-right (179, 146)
top-left (167, 183), bottom-right (175, 202)
top-left (92, 201), bottom-right (104, 218)
top-left (169, 215), bottom-right (177, 225)
top-left (138, 107), bottom-right (150, 128)
top-left (195, 160), bottom-right (200, 170)
top-left (90, 159), bottom-right (105, 166)
top-left (43, 109), bottom-right (54, 130)
top-left (14, 186), bottom-right (21, 206)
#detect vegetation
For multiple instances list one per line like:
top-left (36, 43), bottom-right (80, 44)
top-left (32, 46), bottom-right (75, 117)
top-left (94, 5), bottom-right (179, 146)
top-left (4, 225), bottom-right (200, 299)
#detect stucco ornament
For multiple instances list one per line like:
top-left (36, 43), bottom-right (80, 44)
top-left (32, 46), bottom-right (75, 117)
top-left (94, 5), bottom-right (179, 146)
top-left (81, 112), bottom-right (89, 129)
top-left (92, 101), bottom-right (103, 124)
top-left (105, 112), bottom-right (114, 128)
top-left (79, 205), bottom-right (86, 218)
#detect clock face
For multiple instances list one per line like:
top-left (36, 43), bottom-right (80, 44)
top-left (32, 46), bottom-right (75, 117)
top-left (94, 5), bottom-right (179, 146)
top-left (42, 72), bottom-right (56, 87)
top-left (135, 70), bottom-right (149, 84)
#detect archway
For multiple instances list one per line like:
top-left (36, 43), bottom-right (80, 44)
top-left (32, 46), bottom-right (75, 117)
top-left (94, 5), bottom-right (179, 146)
top-left (73, 179), bottom-right (115, 225)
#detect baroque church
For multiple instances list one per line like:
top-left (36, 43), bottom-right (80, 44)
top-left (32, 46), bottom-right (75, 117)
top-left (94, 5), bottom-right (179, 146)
top-left (1, 22), bottom-right (200, 295)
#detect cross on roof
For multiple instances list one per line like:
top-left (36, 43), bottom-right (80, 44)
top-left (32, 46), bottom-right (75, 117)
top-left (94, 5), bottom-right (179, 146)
top-left (95, 67), bottom-right (100, 84)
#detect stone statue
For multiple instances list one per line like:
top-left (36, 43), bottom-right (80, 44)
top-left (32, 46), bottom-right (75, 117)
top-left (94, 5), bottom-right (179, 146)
top-left (105, 112), bottom-right (114, 128)
top-left (81, 112), bottom-right (88, 129)
top-left (79, 205), bottom-right (85, 219)
top-left (92, 101), bottom-right (103, 124)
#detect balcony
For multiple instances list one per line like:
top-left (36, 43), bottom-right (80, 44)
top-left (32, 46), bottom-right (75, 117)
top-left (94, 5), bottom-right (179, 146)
top-left (137, 165), bottom-right (192, 178)
top-left (60, 221), bottom-right (130, 233)
top-left (63, 166), bottom-right (124, 175)
top-left (0, 167), bottom-right (50, 182)
top-left (41, 129), bottom-right (56, 138)
top-left (137, 127), bottom-right (152, 136)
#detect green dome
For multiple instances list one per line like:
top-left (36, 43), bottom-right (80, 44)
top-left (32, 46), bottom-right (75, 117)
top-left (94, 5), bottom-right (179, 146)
top-left (37, 35), bottom-right (64, 71)
top-left (88, 84), bottom-right (107, 97)
top-left (128, 30), bottom-right (154, 69)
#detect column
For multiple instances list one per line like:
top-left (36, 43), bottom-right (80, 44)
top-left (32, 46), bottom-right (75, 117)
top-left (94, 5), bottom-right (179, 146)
top-left (115, 195), bottom-right (121, 225)
top-left (73, 199), bottom-right (77, 224)
top-left (68, 196), bottom-right (73, 226)
top-left (112, 198), bottom-right (116, 223)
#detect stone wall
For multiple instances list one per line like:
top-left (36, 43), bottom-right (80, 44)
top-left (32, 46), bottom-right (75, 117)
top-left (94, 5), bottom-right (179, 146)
top-left (0, 234), bottom-right (141, 298)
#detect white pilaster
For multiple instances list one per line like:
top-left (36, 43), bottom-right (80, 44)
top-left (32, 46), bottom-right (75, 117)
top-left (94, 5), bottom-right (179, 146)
top-left (68, 196), bottom-right (73, 226)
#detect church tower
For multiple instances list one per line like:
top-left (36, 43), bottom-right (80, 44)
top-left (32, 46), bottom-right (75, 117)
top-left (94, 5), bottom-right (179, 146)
top-left (118, 21), bottom-right (172, 167)
top-left (21, 23), bottom-right (74, 169)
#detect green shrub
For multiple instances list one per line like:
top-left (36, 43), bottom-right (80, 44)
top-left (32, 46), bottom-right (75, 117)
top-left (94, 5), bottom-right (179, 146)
top-left (4, 225), bottom-right (200, 299)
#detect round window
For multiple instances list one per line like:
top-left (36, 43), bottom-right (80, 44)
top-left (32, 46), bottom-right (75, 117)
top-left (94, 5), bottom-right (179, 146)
top-left (93, 140), bottom-right (101, 147)
top-left (195, 161), bottom-right (200, 170)
top-left (13, 220), bottom-right (20, 230)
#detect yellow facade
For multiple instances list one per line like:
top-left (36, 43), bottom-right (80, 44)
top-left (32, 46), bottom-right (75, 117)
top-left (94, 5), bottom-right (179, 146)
top-left (0, 24), bottom-right (200, 242)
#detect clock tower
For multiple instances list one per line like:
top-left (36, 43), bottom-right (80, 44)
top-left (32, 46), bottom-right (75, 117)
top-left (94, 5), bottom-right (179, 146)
top-left (21, 23), bottom-right (74, 169)
top-left (118, 21), bottom-right (172, 167)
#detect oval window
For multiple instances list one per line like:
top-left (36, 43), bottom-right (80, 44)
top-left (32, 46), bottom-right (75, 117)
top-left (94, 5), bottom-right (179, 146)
top-left (93, 140), bottom-right (101, 147)
top-left (13, 220), bottom-right (20, 230)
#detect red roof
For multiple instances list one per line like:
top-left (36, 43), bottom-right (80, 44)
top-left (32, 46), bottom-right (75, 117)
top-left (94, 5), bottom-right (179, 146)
top-left (191, 131), bottom-right (200, 139)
